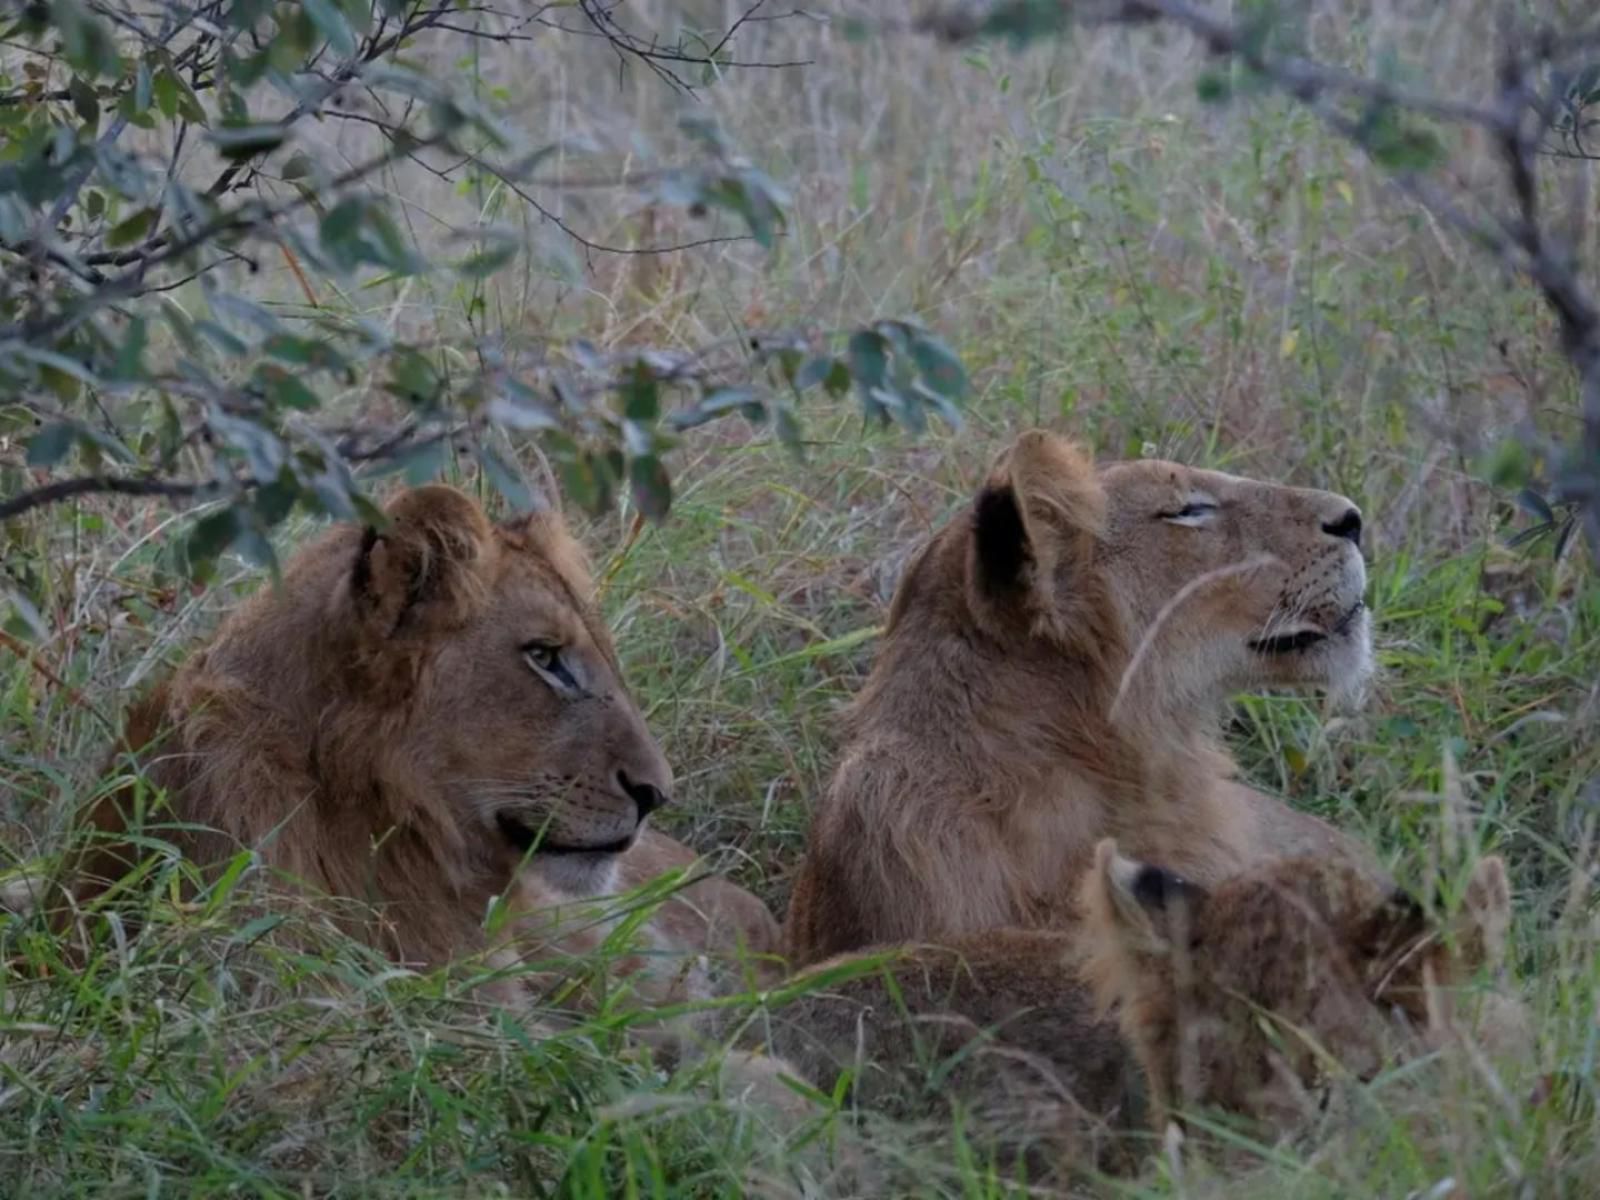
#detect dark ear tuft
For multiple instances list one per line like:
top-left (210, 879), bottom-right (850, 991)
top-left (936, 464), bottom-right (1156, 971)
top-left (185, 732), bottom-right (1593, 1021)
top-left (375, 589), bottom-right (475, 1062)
top-left (964, 430), bottom-right (1105, 637)
top-left (1132, 864), bottom-right (1204, 912)
top-left (972, 483), bottom-right (1031, 594)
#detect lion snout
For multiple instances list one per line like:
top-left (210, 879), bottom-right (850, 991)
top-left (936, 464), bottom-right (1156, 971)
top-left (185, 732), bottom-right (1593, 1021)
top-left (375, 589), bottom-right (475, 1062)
top-left (616, 770), bottom-right (669, 820)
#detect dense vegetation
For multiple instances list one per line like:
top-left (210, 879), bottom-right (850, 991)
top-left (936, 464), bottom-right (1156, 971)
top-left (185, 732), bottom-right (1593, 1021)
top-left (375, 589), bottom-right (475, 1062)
top-left (2, 2), bottom-right (1598, 1195)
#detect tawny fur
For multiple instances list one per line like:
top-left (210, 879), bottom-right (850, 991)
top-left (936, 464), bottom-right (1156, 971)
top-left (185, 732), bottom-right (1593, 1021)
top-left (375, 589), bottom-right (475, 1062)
top-left (62, 485), bottom-right (778, 1003)
top-left (722, 842), bottom-right (1516, 1185)
top-left (1077, 841), bottom-right (1519, 1135)
top-left (785, 430), bottom-right (1381, 966)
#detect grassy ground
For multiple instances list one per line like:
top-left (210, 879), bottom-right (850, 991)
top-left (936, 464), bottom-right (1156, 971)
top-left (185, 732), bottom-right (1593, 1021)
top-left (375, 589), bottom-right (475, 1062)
top-left (3, 2), bottom-right (1600, 1195)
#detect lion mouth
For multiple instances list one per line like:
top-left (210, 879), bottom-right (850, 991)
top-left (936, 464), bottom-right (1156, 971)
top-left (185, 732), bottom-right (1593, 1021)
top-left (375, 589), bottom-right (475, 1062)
top-left (496, 814), bottom-right (636, 857)
top-left (1250, 602), bottom-right (1365, 655)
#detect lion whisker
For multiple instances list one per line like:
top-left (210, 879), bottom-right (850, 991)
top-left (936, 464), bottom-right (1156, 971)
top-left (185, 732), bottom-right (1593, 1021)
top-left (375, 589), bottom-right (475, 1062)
top-left (1110, 554), bottom-right (1281, 726)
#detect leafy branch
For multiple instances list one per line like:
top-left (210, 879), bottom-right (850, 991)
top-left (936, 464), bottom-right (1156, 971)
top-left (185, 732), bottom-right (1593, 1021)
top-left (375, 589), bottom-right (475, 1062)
top-left (912, 0), bottom-right (1600, 556)
top-left (0, 0), bottom-right (969, 585)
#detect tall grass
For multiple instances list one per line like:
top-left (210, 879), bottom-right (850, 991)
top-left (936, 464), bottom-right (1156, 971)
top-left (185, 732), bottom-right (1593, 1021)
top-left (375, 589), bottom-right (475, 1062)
top-left (3, 2), bottom-right (1597, 1195)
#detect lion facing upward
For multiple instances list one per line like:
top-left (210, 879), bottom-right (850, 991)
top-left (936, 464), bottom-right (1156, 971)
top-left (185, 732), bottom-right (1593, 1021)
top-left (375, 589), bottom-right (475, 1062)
top-left (63, 485), bottom-right (777, 1002)
top-left (785, 429), bottom-right (1380, 966)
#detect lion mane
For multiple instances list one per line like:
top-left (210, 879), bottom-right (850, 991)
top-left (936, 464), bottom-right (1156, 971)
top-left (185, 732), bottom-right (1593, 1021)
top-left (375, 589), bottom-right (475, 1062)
top-left (64, 485), bottom-right (776, 1000)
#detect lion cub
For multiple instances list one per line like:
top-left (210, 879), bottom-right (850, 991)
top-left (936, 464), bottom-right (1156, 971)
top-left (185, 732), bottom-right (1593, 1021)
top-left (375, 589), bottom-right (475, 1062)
top-left (720, 841), bottom-right (1514, 1183)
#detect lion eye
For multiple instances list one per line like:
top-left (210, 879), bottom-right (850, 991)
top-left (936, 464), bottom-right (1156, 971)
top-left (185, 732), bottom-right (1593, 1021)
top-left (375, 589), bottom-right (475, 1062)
top-left (523, 642), bottom-right (580, 694)
top-left (1159, 500), bottom-right (1218, 526)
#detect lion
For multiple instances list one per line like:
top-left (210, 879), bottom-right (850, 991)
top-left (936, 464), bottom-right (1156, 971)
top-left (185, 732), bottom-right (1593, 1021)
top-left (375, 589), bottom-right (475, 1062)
top-left (56, 484), bottom-right (778, 1003)
top-left (784, 429), bottom-right (1380, 966)
top-left (715, 842), bottom-right (1516, 1188)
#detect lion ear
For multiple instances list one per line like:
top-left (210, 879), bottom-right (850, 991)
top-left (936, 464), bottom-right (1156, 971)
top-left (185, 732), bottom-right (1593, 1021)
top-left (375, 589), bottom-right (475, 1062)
top-left (350, 485), bottom-right (494, 639)
top-left (1085, 838), bottom-right (1206, 951)
top-left (1079, 838), bottom-right (1206, 1016)
top-left (968, 430), bottom-right (1104, 627)
top-left (1077, 839), bottom-right (1205, 1130)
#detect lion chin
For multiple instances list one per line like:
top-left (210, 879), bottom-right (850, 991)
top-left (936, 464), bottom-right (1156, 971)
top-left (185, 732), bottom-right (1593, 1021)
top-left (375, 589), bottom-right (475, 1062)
top-left (784, 428), bottom-right (1386, 968)
top-left (63, 484), bottom-right (779, 1006)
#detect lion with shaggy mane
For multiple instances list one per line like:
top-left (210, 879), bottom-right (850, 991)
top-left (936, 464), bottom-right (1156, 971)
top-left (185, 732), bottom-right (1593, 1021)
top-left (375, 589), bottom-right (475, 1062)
top-left (67, 485), bottom-right (777, 1001)
top-left (786, 429), bottom-right (1381, 965)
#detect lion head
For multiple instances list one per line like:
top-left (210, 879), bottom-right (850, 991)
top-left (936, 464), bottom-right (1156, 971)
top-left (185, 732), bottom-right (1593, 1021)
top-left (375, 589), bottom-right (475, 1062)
top-left (911, 428), bottom-right (1371, 719)
top-left (784, 429), bottom-right (1379, 965)
top-left (75, 485), bottom-right (678, 969)
top-left (1080, 839), bottom-right (1514, 1134)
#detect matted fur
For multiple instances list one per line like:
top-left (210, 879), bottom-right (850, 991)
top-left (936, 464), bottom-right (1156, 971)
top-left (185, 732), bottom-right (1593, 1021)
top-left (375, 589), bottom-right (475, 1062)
top-left (63, 485), bottom-right (777, 1002)
top-left (785, 429), bottom-right (1379, 966)
top-left (718, 842), bottom-right (1515, 1187)
top-left (1078, 840), bottom-right (1519, 1134)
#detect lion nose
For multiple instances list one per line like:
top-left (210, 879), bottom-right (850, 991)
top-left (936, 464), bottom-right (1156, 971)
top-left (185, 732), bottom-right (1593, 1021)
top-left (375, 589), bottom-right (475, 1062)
top-left (617, 771), bottom-right (668, 821)
top-left (1322, 507), bottom-right (1362, 548)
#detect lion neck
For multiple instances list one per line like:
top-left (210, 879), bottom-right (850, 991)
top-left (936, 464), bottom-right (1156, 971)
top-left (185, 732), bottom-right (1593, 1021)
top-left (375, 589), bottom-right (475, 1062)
top-left (859, 579), bottom-right (1235, 799)
top-left (852, 574), bottom-right (1256, 897)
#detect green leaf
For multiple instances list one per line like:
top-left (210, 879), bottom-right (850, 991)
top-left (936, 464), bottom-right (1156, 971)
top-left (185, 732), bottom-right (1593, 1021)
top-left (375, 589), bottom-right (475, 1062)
top-left (303, 0), bottom-right (357, 56)
top-left (454, 242), bottom-right (518, 279)
top-left (233, 520), bottom-right (278, 576)
top-left (621, 362), bottom-right (660, 423)
top-left (794, 356), bottom-right (837, 392)
top-left (107, 206), bottom-right (158, 248)
top-left (253, 476), bottom-right (300, 527)
top-left (262, 334), bottom-right (346, 370)
top-left (475, 444), bottom-right (533, 511)
top-left (69, 76), bottom-right (99, 128)
top-left (25, 422), bottom-right (75, 467)
top-left (823, 359), bottom-right (851, 398)
top-left (194, 319), bottom-right (248, 358)
top-left (109, 315), bottom-right (148, 382)
top-left (1514, 488), bottom-right (1554, 524)
top-left (848, 329), bottom-right (891, 422)
top-left (847, 330), bottom-right (888, 388)
top-left (336, 0), bottom-right (373, 36)
top-left (666, 386), bottom-right (763, 431)
top-left (699, 171), bottom-right (788, 249)
top-left (258, 366), bottom-right (320, 412)
top-left (280, 152), bottom-right (314, 181)
top-left (211, 411), bottom-right (285, 480)
top-left (628, 454), bottom-right (672, 521)
top-left (78, 425), bottom-right (135, 465)
top-left (206, 124), bottom-right (288, 162)
top-left (319, 197), bottom-right (424, 275)
top-left (52, 0), bottom-right (123, 78)
top-left (908, 332), bottom-right (970, 399)
top-left (773, 404), bottom-right (804, 458)
top-left (386, 349), bottom-right (442, 408)
top-left (186, 507), bottom-right (242, 571)
top-left (397, 439), bottom-right (448, 486)
top-left (152, 66), bottom-right (179, 119)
